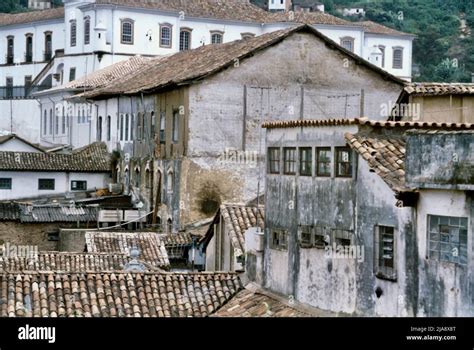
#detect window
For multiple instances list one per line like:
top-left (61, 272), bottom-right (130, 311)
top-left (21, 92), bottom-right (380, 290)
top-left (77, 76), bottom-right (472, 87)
top-left (211, 31), bottom-right (223, 44)
top-left (172, 110), bottom-right (179, 143)
top-left (125, 114), bottom-right (129, 141)
top-left (283, 147), bottom-right (297, 175)
top-left (71, 180), bottom-right (87, 191)
top-left (299, 226), bottom-right (329, 249)
top-left (335, 147), bottom-right (352, 177)
top-left (62, 114), bottom-right (66, 134)
top-left (107, 116), bottom-right (111, 141)
top-left (316, 147), bottom-right (331, 176)
top-left (374, 225), bottom-right (396, 280)
top-left (7, 36), bottom-right (14, 64)
top-left (137, 112), bottom-right (142, 140)
top-left (97, 116), bottom-right (103, 141)
top-left (267, 147), bottom-right (280, 174)
top-left (167, 171), bottom-right (173, 193)
top-left (55, 114), bottom-right (59, 134)
top-left (44, 32), bottom-right (52, 61)
top-left (121, 19), bottom-right (134, 44)
top-left (145, 169), bottom-right (152, 188)
top-left (0, 178), bottom-right (12, 190)
top-left (160, 24), bottom-right (172, 48)
top-left (428, 215), bottom-right (468, 265)
top-left (38, 179), bottom-right (55, 190)
top-left (340, 37), bottom-right (354, 52)
top-left (241, 32), bottom-right (255, 40)
top-left (333, 228), bottom-right (353, 247)
top-left (43, 110), bottom-right (47, 135)
top-left (134, 169), bottom-right (140, 187)
top-left (84, 17), bottom-right (91, 45)
top-left (392, 47), bottom-right (403, 69)
top-left (270, 229), bottom-right (287, 250)
top-left (299, 225), bottom-right (312, 248)
top-left (130, 113), bottom-right (135, 141)
top-left (159, 112), bottom-right (166, 144)
top-left (150, 111), bottom-right (155, 139)
top-left (49, 109), bottom-right (53, 134)
top-left (299, 147), bottom-right (312, 176)
top-left (313, 226), bottom-right (328, 248)
top-left (25, 34), bottom-right (33, 63)
top-left (69, 68), bottom-right (76, 82)
top-left (25, 75), bottom-right (32, 95)
top-left (179, 28), bottom-right (192, 51)
top-left (120, 114), bottom-right (124, 141)
top-left (70, 20), bottom-right (77, 47)
top-left (6, 77), bottom-right (13, 99)
top-left (378, 45), bottom-right (385, 68)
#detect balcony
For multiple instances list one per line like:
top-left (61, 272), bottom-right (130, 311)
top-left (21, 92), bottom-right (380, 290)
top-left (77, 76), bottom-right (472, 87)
top-left (5, 55), bottom-right (14, 65)
top-left (0, 84), bottom-right (52, 99)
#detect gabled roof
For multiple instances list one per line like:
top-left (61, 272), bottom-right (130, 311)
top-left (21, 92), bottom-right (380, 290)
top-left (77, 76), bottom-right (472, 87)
top-left (38, 56), bottom-right (152, 95)
top-left (403, 83), bottom-right (474, 96)
top-left (85, 231), bottom-right (170, 269)
top-left (213, 288), bottom-right (312, 317)
top-left (94, 0), bottom-right (272, 22)
top-left (0, 251), bottom-right (159, 272)
top-left (0, 134), bottom-right (45, 152)
top-left (202, 204), bottom-right (264, 259)
top-left (85, 25), bottom-right (405, 99)
top-left (262, 117), bottom-right (474, 129)
top-left (18, 204), bottom-right (98, 223)
top-left (354, 21), bottom-right (413, 36)
top-left (0, 142), bottom-right (111, 172)
top-left (345, 132), bottom-right (408, 193)
top-left (0, 271), bottom-right (242, 317)
top-left (0, 8), bottom-right (64, 27)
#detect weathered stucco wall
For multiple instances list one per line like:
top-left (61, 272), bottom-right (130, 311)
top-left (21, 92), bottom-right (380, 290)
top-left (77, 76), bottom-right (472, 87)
top-left (416, 189), bottom-right (473, 317)
top-left (263, 124), bottom-right (418, 316)
top-left (406, 132), bottom-right (474, 190)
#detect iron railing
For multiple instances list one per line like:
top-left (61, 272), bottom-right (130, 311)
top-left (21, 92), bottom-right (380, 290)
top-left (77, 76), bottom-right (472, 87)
top-left (0, 84), bottom-right (52, 99)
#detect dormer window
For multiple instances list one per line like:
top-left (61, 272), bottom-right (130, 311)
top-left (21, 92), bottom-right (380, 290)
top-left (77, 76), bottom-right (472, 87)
top-left (241, 32), bottom-right (255, 40)
top-left (340, 37), bottom-right (354, 52)
top-left (210, 31), bottom-right (224, 44)
top-left (70, 20), bottom-right (77, 47)
top-left (84, 16), bottom-right (91, 45)
top-left (160, 23), bottom-right (172, 48)
top-left (121, 19), bottom-right (134, 45)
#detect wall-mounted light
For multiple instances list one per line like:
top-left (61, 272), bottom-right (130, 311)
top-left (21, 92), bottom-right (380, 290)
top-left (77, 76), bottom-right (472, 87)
top-left (146, 30), bottom-right (153, 41)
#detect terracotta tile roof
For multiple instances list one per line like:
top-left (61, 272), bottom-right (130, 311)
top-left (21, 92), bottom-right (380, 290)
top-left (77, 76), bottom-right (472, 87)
top-left (212, 289), bottom-right (310, 317)
top-left (85, 231), bottom-right (170, 269)
top-left (345, 132), bottom-right (408, 192)
top-left (354, 21), bottom-right (413, 36)
top-left (18, 204), bottom-right (98, 223)
top-left (266, 10), bottom-right (351, 25)
top-left (43, 56), bottom-right (152, 94)
top-left (0, 8), bottom-right (64, 27)
top-left (262, 117), bottom-right (474, 129)
top-left (0, 203), bottom-right (20, 221)
top-left (0, 271), bottom-right (242, 317)
top-left (0, 142), bottom-right (111, 172)
top-left (403, 83), bottom-right (474, 96)
top-left (161, 232), bottom-right (194, 247)
top-left (218, 204), bottom-right (264, 258)
top-left (95, 0), bottom-right (271, 22)
top-left (85, 25), bottom-right (405, 98)
top-left (0, 252), bottom-right (159, 272)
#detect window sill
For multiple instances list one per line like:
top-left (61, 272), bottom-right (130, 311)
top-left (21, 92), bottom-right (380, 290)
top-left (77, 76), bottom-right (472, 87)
top-left (375, 273), bottom-right (397, 282)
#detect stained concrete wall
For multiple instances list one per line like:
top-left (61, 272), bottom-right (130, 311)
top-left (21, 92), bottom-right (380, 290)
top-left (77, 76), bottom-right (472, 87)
top-left (416, 189), bottom-right (474, 317)
top-left (406, 132), bottom-right (474, 190)
top-left (263, 124), bottom-right (417, 316)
